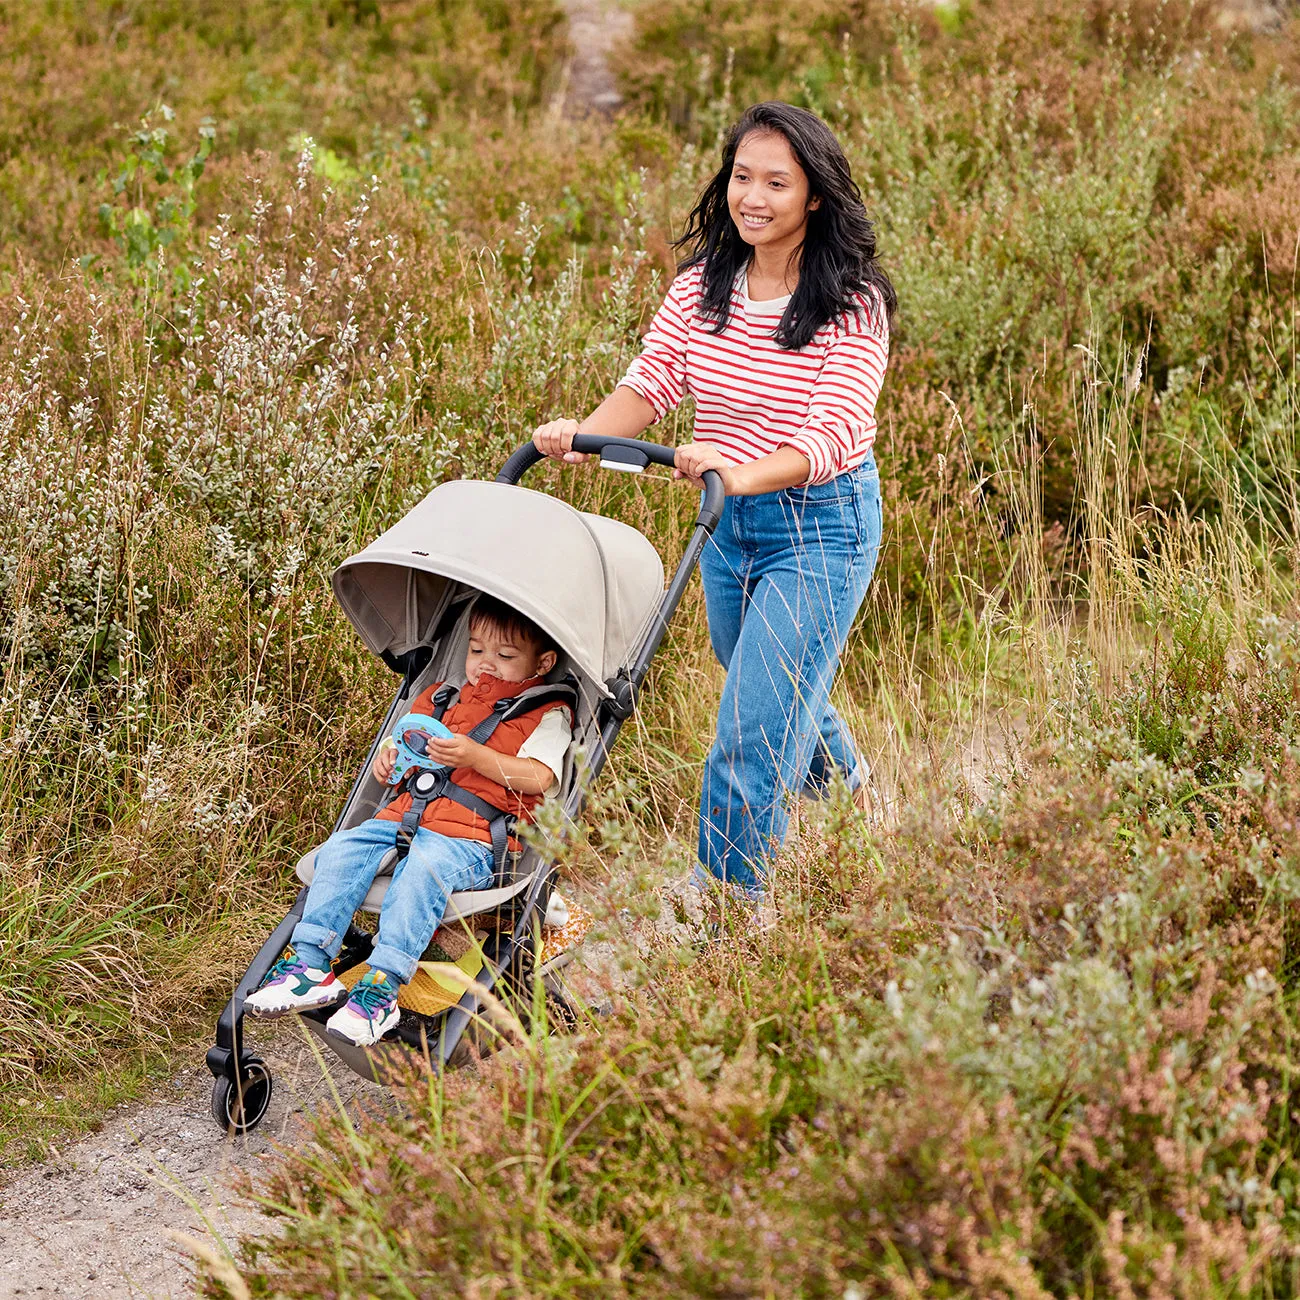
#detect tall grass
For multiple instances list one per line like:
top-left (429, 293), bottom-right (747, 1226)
top-left (213, 326), bottom-right (1300, 1296)
top-left (1, 0), bottom-right (1300, 1287)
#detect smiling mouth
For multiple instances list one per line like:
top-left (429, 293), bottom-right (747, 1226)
top-left (741, 213), bottom-right (773, 227)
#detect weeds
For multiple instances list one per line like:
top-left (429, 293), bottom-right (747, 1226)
top-left (89, 104), bottom-right (216, 287)
top-left (2, 0), bottom-right (1300, 1290)
top-left (223, 594), bottom-right (1300, 1295)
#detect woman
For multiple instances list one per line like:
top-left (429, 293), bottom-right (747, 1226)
top-left (534, 101), bottom-right (895, 900)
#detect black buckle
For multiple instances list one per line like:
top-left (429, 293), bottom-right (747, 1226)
top-left (411, 769), bottom-right (442, 797)
top-left (602, 670), bottom-right (636, 721)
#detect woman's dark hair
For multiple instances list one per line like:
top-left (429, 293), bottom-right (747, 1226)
top-left (675, 101), bottom-right (896, 350)
top-left (470, 594), bottom-right (557, 657)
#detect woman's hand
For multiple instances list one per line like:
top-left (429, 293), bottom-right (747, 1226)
top-left (532, 418), bottom-right (589, 465)
top-left (673, 441), bottom-right (736, 493)
top-left (675, 445), bottom-right (813, 496)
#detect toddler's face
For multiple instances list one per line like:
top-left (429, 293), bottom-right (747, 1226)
top-left (465, 621), bottom-right (555, 685)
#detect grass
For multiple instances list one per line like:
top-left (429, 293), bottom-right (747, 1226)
top-left (0, 1050), bottom-right (182, 1165)
top-left (1, 0), bottom-right (1299, 1291)
top-left (227, 608), bottom-right (1300, 1294)
top-left (218, 466), bottom-right (1300, 1293)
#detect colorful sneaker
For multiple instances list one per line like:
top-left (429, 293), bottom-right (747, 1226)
top-left (243, 947), bottom-right (346, 1019)
top-left (326, 969), bottom-right (401, 1046)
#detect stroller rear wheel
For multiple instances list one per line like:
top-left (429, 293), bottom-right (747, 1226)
top-left (211, 1057), bottom-right (273, 1135)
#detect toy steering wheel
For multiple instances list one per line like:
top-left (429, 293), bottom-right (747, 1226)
top-left (382, 712), bottom-right (455, 785)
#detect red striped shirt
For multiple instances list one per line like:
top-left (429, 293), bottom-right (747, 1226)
top-left (619, 263), bottom-right (889, 485)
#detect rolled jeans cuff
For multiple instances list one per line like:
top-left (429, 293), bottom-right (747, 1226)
top-left (291, 921), bottom-right (343, 959)
top-left (367, 941), bottom-right (420, 985)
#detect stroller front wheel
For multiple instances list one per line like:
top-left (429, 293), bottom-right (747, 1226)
top-left (211, 1057), bottom-right (273, 1135)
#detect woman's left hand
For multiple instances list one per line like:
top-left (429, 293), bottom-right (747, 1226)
top-left (673, 442), bottom-right (736, 493)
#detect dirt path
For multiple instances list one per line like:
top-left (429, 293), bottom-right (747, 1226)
top-left (558, 0), bottom-right (633, 115)
top-left (0, 1023), bottom-right (378, 1299)
top-left (0, 932), bottom-right (658, 1299)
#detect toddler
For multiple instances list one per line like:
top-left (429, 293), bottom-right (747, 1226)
top-left (245, 595), bottom-right (572, 1046)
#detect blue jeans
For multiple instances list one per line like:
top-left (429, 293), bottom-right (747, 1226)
top-left (697, 457), bottom-right (883, 895)
top-left (292, 818), bottom-right (495, 984)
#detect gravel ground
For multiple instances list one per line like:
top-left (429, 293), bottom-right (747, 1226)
top-left (0, 1020), bottom-right (381, 1299)
top-left (559, 0), bottom-right (633, 115)
top-left (0, 897), bottom-right (666, 1299)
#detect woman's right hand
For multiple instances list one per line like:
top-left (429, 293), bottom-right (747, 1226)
top-left (532, 418), bottom-right (589, 465)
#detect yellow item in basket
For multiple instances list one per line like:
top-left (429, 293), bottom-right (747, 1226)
top-left (420, 946), bottom-right (487, 996)
top-left (336, 902), bottom-right (594, 1019)
top-left (338, 944), bottom-right (486, 1019)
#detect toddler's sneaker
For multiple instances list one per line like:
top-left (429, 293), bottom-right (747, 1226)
top-left (326, 969), bottom-right (401, 1047)
top-left (244, 948), bottom-right (346, 1019)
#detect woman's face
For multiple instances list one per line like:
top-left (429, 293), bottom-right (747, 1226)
top-left (726, 129), bottom-right (820, 254)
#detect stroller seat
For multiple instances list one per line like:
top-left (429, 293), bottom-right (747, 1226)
top-left (294, 847), bottom-right (539, 924)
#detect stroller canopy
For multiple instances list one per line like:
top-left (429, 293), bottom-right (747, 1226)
top-left (332, 480), bottom-right (666, 692)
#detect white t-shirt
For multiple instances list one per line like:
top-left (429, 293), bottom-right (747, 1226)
top-left (515, 706), bottom-right (573, 797)
top-left (743, 269), bottom-right (792, 313)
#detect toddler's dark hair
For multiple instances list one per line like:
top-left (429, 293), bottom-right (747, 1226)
top-left (469, 594), bottom-right (558, 657)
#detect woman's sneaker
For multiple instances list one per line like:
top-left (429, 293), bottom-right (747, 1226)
top-left (244, 948), bottom-right (346, 1019)
top-left (326, 969), bottom-right (401, 1046)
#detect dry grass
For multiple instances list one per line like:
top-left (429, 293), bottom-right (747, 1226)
top-left (1, 0), bottom-right (1300, 1289)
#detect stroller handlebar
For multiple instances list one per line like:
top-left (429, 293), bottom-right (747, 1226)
top-left (496, 436), bottom-right (725, 534)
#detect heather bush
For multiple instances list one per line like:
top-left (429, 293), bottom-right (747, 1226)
top-left (225, 613), bottom-right (1300, 1296)
top-left (614, 0), bottom-right (1300, 532)
top-left (616, 0), bottom-right (1224, 135)
top-left (0, 152), bottom-right (466, 1103)
top-left (0, 3), bottom-right (1298, 1291)
top-left (0, 0), bottom-right (570, 265)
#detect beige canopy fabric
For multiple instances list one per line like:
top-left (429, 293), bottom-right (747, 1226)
top-left (332, 480), bottom-right (666, 692)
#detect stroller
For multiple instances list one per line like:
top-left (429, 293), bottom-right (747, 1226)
top-left (205, 435), bottom-right (723, 1133)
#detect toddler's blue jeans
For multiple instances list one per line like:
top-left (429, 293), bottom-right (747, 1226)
top-left (697, 456), bottom-right (883, 896)
top-left (291, 818), bottom-right (495, 984)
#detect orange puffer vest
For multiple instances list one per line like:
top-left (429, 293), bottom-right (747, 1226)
top-left (374, 673), bottom-right (569, 848)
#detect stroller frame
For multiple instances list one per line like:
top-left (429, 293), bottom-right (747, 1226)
top-left (206, 436), bottom-right (723, 1132)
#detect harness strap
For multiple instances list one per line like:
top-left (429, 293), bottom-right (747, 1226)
top-left (390, 676), bottom-right (579, 878)
top-left (429, 678), bottom-right (578, 732)
top-left (429, 683), bottom-right (459, 722)
top-left (393, 771), bottom-right (514, 876)
top-left (395, 769), bottom-right (444, 860)
top-left (391, 685), bottom-right (460, 858)
top-left (436, 782), bottom-right (515, 877)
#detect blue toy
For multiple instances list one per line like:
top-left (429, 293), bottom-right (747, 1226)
top-left (383, 712), bottom-right (455, 785)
